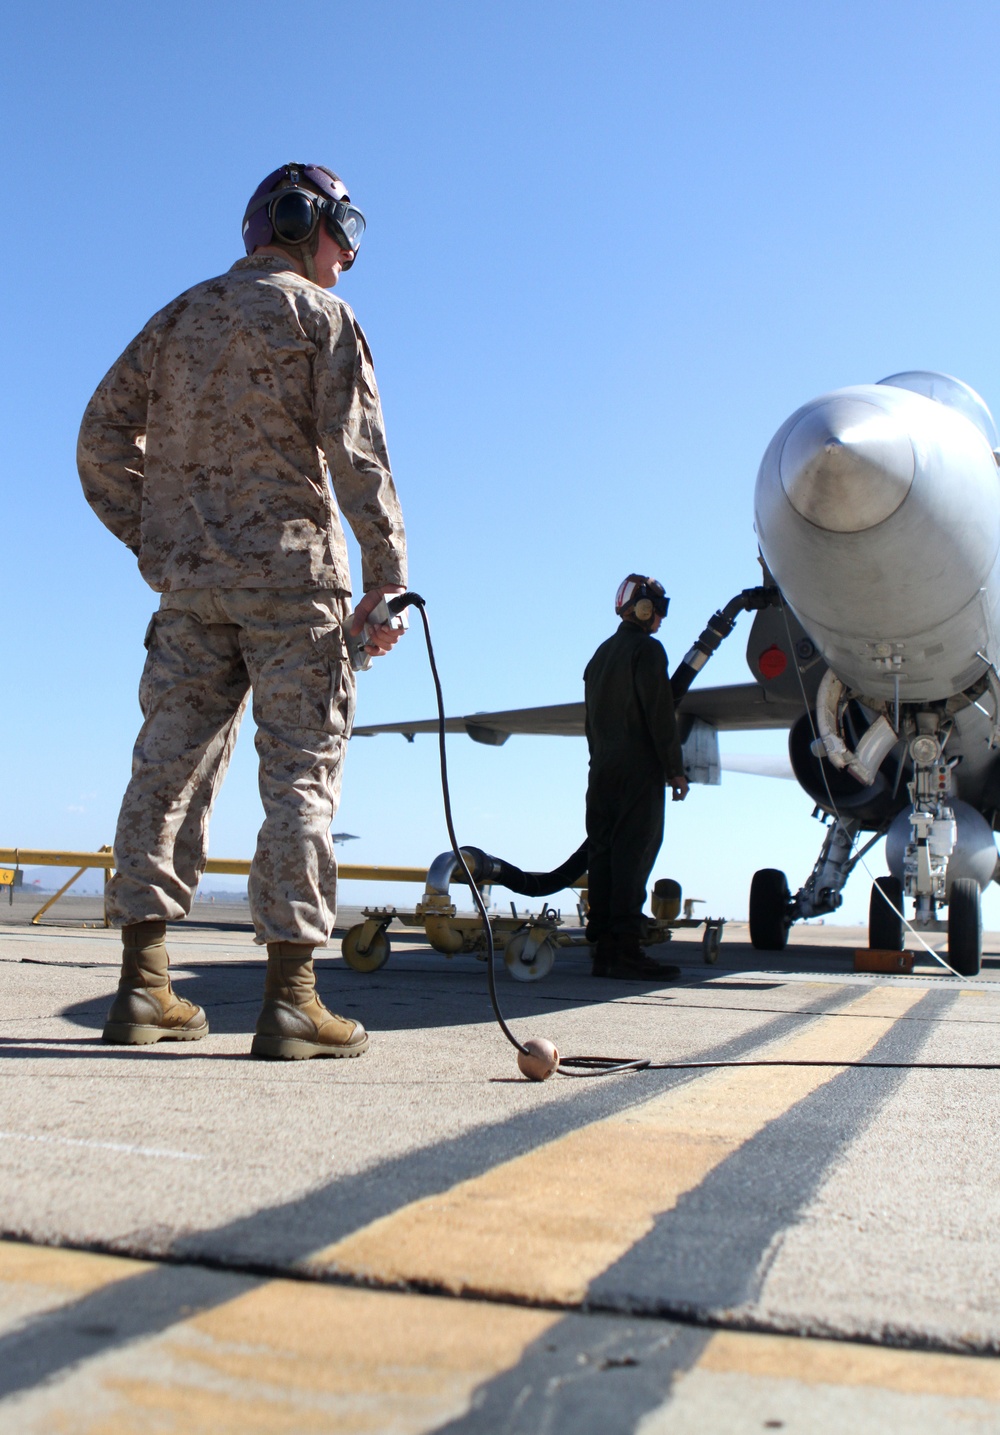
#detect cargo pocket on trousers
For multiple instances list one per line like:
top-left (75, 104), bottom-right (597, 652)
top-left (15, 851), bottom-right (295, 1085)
top-left (136, 612), bottom-right (162, 718)
top-left (299, 626), bottom-right (354, 737)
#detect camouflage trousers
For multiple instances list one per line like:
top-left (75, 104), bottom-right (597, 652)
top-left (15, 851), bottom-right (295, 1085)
top-left (105, 587), bottom-right (356, 946)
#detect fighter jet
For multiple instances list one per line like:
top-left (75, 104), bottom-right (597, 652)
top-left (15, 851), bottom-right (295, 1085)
top-left (355, 372), bottom-right (1000, 975)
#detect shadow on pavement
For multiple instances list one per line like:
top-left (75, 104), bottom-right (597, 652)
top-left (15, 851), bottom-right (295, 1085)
top-left (42, 951), bottom-right (746, 1040)
top-left (35, 927), bottom-right (980, 1050)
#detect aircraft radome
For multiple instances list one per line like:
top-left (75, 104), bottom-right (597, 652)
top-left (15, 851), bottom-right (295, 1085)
top-left (355, 372), bottom-right (1000, 976)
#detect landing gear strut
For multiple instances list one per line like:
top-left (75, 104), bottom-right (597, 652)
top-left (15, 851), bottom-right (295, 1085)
top-left (750, 817), bottom-right (874, 952)
top-left (898, 729), bottom-right (982, 976)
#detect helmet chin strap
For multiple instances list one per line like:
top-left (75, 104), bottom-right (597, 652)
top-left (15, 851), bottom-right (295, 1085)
top-left (293, 242), bottom-right (319, 284)
top-left (277, 228), bottom-right (321, 284)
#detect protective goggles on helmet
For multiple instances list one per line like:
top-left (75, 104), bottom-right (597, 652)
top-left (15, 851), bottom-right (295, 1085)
top-left (242, 164), bottom-right (366, 267)
top-left (615, 575), bottom-right (669, 621)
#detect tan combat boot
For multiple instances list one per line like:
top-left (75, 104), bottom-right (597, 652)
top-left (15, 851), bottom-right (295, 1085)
top-left (251, 944), bottom-right (369, 1060)
top-left (102, 921), bottom-right (209, 1044)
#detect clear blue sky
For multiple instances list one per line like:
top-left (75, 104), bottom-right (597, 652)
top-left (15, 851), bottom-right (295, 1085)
top-left (3, 0), bottom-right (1000, 924)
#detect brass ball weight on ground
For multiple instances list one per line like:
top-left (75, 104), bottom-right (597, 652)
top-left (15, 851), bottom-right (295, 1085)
top-left (517, 1037), bottom-right (559, 1081)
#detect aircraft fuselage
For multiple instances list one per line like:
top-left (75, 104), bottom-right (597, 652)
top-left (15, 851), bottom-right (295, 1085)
top-left (748, 372), bottom-right (1000, 965)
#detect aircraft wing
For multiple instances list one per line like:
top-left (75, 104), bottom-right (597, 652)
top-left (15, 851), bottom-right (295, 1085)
top-left (352, 702), bottom-right (583, 745)
top-left (352, 682), bottom-right (804, 746)
top-left (677, 682), bottom-right (803, 731)
top-left (721, 754), bottom-right (796, 779)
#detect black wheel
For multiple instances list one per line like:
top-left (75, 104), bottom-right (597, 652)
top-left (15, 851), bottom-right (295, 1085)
top-left (749, 868), bottom-right (791, 951)
top-left (869, 877), bottom-right (904, 951)
top-left (948, 878), bottom-right (982, 977)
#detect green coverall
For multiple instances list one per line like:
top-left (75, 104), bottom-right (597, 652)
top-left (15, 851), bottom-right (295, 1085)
top-left (584, 621), bottom-right (685, 940)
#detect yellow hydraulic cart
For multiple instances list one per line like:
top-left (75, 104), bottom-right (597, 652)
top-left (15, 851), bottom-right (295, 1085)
top-left (341, 852), bottom-right (725, 980)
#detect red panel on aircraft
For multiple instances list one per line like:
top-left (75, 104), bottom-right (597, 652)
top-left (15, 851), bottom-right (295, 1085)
top-left (758, 644), bottom-right (788, 679)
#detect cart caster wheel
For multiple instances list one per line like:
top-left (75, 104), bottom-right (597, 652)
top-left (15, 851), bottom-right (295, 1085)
top-left (702, 924), bottom-right (721, 964)
top-left (504, 932), bottom-right (556, 982)
top-left (342, 924), bottom-right (391, 973)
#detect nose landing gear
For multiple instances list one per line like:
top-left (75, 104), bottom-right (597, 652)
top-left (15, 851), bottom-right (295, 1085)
top-left (882, 736), bottom-right (986, 976)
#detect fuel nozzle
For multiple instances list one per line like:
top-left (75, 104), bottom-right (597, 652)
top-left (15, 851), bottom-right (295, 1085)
top-left (346, 591), bottom-right (425, 671)
top-left (670, 585), bottom-right (780, 701)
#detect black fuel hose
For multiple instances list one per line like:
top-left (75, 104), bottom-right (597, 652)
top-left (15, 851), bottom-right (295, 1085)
top-left (454, 841), bottom-right (588, 899)
top-left (449, 586), bottom-right (782, 904)
top-left (670, 584), bottom-right (780, 702)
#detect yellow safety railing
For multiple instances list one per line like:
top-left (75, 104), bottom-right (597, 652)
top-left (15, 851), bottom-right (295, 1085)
top-left (0, 848), bottom-right (428, 926)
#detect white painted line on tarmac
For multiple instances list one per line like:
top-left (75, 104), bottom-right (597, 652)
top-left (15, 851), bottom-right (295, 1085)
top-left (0, 1131), bottom-right (203, 1161)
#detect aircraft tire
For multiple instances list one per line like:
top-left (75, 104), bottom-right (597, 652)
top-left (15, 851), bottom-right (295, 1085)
top-left (869, 877), bottom-right (904, 951)
top-left (948, 878), bottom-right (982, 977)
top-left (749, 868), bottom-right (791, 951)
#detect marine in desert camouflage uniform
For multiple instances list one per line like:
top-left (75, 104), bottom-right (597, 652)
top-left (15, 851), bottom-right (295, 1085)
top-left (77, 163), bottom-right (406, 1059)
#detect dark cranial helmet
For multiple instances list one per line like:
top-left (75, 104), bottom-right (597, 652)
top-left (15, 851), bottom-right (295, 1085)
top-left (615, 574), bottom-right (669, 626)
top-left (242, 163), bottom-right (365, 269)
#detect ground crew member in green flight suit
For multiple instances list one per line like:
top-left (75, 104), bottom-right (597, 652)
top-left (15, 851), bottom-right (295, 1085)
top-left (584, 575), bottom-right (689, 979)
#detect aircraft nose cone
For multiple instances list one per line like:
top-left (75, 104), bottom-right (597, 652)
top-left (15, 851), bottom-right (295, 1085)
top-left (779, 397), bottom-right (914, 532)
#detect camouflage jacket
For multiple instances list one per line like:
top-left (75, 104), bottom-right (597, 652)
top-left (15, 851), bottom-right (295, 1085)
top-left (77, 255), bottom-right (407, 595)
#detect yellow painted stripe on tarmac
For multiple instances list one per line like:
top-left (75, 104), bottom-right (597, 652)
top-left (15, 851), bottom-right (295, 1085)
top-left (6, 1242), bottom-right (1000, 1434)
top-left (638, 1327), bottom-right (1000, 1432)
top-left (0, 1241), bottom-right (148, 1294)
top-left (696, 1328), bottom-right (1000, 1399)
top-left (309, 985), bottom-right (927, 1305)
top-left (0, 1242), bottom-right (557, 1434)
top-left (0, 1241), bottom-right (149, 1324)
top-left (135, 1282), bottom-right (555, 1434)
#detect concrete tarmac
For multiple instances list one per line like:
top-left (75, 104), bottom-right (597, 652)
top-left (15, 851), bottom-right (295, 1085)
top-left (2, 892), bottom-right (1000, 1430)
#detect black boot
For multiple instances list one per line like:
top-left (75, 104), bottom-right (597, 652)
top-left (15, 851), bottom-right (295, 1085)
top-left (599, 933), bottom-right (681, 982)
top-left (590, 933), bottom-right (617, 977)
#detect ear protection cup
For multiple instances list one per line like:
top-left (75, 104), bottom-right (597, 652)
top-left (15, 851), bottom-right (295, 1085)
top-left (269, 189), bottom-right (321, 245)
top-left (615, 573), bottom-right (669, 624)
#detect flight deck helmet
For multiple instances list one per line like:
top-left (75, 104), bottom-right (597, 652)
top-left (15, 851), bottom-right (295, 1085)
top-left (615, 574), bottom-right (669, 628)
top-left (242, 163), bottom-right (366, 269)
